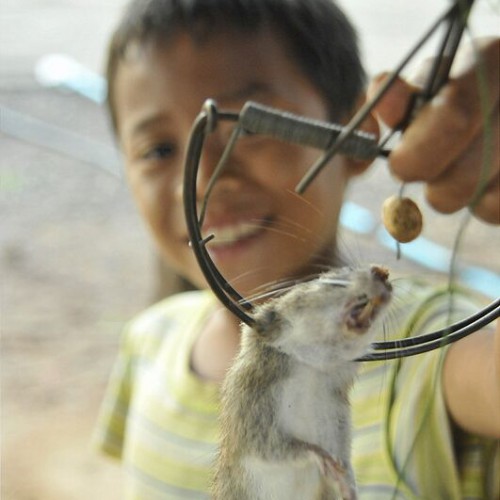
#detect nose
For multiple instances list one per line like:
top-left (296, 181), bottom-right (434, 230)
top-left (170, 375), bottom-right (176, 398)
top-left (176, 119), bottom-right (241, 206)
top-left (196, 133), bottom-right (226, 197)
top-left (196, 123), bottom-right (243, 201)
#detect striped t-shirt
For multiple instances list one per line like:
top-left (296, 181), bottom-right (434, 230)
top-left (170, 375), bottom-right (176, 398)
top-left (94, 283), bottom-right (498, 499)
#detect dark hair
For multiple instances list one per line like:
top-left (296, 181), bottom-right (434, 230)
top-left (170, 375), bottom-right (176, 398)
top-left (106, 0), bottom-right (365, 131)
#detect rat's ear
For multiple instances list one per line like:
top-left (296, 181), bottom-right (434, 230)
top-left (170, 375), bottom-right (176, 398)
top-left (253, 308), bottom-right (281, 336)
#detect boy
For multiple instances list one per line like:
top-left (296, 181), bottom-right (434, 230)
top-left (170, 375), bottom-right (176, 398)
top-left (95, 0), bottom-right (499, 498)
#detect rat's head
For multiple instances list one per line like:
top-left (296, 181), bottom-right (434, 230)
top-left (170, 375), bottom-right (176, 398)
top-left (252, 266), bottom-right (392, 366)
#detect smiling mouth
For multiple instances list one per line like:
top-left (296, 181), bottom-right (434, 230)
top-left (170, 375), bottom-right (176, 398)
top-left (203, 219), bottom-right (271, 249)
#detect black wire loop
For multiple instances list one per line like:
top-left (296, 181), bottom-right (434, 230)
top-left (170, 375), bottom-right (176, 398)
top-left (182, 0), bottom-right (499, 360)
top-left (183, 108), bottom-right (255, 327)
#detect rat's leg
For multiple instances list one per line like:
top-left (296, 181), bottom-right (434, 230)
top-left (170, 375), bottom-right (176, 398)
top-left (306, 443), bottom-right (357, 500)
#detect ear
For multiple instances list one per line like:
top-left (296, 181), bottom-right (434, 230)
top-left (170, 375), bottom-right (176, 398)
top-left (343, 93), bottom-right (380, 179)
top-left (253, 308), bottom-right (281, 336)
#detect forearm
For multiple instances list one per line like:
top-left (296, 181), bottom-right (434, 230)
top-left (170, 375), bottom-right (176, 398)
top-left (442, 320), bottom-right (500, 437)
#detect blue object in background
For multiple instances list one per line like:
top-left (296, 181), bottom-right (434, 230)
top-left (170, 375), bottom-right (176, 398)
top-left (34, 54), bottom-right (107, 104)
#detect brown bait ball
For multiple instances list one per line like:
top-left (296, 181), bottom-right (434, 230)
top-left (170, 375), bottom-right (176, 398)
top-left (382, 195), bottom-right (423, 243)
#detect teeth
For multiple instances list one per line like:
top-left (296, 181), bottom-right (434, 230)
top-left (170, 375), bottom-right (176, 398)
top-left (206, 222), bottom-right (260, 247)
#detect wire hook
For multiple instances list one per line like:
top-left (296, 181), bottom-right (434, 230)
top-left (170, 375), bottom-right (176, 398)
top-left (182, 0), bottom-right (499, 360)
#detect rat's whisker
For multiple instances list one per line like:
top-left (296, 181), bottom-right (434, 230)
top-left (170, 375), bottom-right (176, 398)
top-left (275, 215), bottom-right (315, 235)
top-left (241, 217), bottom-right (309, 242)
top-left (223, 266), bottom-right (273, 286)
top-left (244, 286), bottom-right (295, 303)
top-left (284, 188), bottom-right (324, 217)
top-left (246, 273), bottom-right (324, 303)
top-left (261, 224), bottom-right (307, 242)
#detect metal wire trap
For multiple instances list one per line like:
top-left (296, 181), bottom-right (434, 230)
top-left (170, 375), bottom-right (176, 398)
top-left (182, 0), bottom-right (499, 360)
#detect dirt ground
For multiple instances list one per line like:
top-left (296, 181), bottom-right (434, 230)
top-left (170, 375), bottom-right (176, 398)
top-left (1, 86), bottom-right (154, 499)
top-left (2, 2), bottom-right (499, 499)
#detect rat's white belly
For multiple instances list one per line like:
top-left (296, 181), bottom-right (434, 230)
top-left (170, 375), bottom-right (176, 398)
top-left (277, 362), bottom-right (351, 458)
top-left (242, 455), bottom-right (328, 499)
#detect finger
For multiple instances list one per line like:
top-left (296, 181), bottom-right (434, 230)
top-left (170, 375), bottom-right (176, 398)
top-left (471, 172), bottom-right (500, 225)
top-left (390, 38), bottom-right (500, 182)
top-left (424, 108), bottom-right (500, 217)
top-left (344, 95), bottom-right (381, 177)
top-left (367, 55), bottom-right (447, 128)
top-left (366, 73), bottom-right (418, 128)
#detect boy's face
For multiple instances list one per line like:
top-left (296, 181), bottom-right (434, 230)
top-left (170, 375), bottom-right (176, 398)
top-left (114, 29), bottom-right (356, 296)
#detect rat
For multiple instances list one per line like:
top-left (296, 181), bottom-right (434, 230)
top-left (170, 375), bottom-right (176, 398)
top-left (212, 265), bottom-right (392, 500)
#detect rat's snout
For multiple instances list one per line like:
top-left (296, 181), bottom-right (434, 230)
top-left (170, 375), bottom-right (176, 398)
top-left (370, 265), bottom-right (390, 284)
top-left (371, 265), bottom-right (392, 305)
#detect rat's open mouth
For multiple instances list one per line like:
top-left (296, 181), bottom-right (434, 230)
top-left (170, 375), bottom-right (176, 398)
top-left (345, 298), bottom-right (375, 332)
top-left (344, 291), bottom-right (389, 333)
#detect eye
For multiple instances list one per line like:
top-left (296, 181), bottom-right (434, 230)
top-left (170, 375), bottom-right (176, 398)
top-left (142, 141), bottom-right (176, 161)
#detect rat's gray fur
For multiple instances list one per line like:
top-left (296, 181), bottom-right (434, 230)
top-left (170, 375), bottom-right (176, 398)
top-left (213, 266), bottom-right (392, 499)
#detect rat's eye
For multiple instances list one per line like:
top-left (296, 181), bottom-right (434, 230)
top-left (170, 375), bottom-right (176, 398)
top-left (143, 141), bottom-right (176, 161)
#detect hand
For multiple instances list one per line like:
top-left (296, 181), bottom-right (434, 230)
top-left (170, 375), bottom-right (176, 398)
top-left (368, 38), bottom-right (499, 224)
top-left (442, 317), bottom-right (500, 438)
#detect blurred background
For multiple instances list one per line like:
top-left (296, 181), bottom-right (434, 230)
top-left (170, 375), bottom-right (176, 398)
top-left (1, 1), bottom-right (498, 498)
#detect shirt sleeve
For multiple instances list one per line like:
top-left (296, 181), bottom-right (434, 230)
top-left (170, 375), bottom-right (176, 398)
top-left (92, 291), bottom-right (213, 461)
top-left (387, 288), bottom-right (497, 499)
top-left (93, 325), bottom-right (136, 459)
